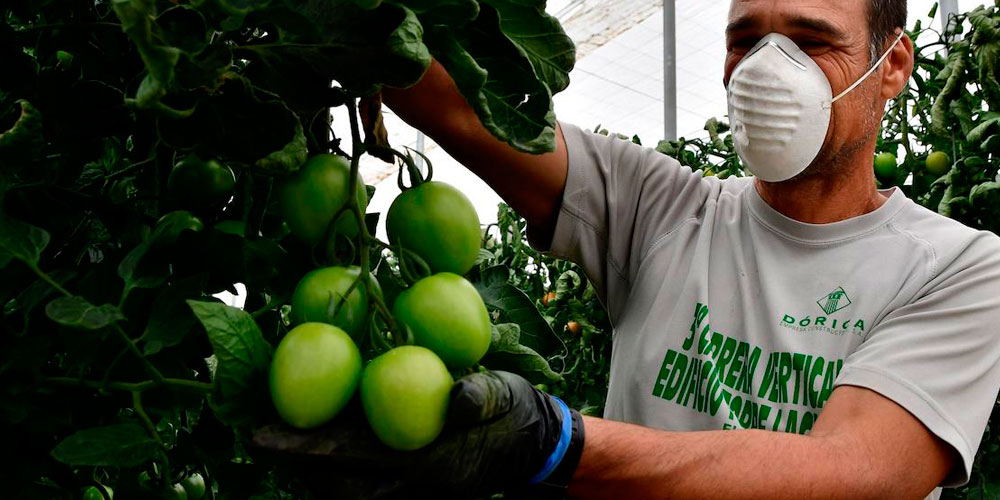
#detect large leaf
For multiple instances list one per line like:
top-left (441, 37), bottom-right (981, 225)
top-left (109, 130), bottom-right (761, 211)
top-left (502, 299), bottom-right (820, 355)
top-left (474, 265), bottom-right (560, 356)
top-left (156, 75), bottom-right (307, 173)
top-left (51, 423), bottom-right (160, 466)
top-left (118, 211), bottom-right (204, 291)
top-left (0, 100), bottom-right (45, 168)
top-left (113, 0), bottom-right (187, 115)
top-left (45, 296), bottom-right (125, 330)
top-left (238, 1), bottom-right (431, 92)
top-left (0, 213), bottom-right (50, 267)
top-left (481, 323), bottom-right (561, 384)
top-left (481, 0), bottom-right (575, 94)
top-left (425, 5), bottom-right (556, 153)
top-left (141, 276), bottom-right (208, 355)
top-left (187, 300), bottom-right (273, 427)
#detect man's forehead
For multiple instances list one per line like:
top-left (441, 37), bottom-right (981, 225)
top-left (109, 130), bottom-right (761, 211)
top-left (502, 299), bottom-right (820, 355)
top-left (727, 0), bottom-right (867, 38)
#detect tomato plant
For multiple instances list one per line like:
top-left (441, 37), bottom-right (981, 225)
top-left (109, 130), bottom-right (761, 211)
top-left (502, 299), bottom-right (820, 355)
top-left (178, 473), bottom-right (205, 500)
top-left (874, 152), bottom-right (899, 179)
top-left (290, 266), bottom-right (370, 338)
top-left (387, 180), bottom-right (482, 276)
top-left (360, 345), bottom-right (453, 451)
top-left (927, 150), bottom-right (951, 176)
top-left (270, 323), bottom-right (362, 429)
top-left (1, 0), bottom-right (574, 495)
top-left (393, 272), bottom-right (492, 369)
top-left (81, 486), bottom-right (107, 500)
top-left (167, 156), bottom-right (236, 208)
top-left (278, 153), bottom-right (367, 246)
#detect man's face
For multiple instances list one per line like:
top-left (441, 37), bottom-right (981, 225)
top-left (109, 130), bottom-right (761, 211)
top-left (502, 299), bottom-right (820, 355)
top-left (724, 0), bottom-right (883, 177)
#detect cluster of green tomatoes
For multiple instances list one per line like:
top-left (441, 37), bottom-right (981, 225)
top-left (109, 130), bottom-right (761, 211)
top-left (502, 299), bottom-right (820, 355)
top-left (873, 150), bottom-right (951, 180)
top-left (269, 154), bottom-right (491, 450)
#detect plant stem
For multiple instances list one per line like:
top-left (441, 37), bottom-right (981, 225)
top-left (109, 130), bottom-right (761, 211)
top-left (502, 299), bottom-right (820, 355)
top-left (29, 263), bottom-right (179, 389)
top-left (133, 391), bottom-right (172, 483)
top-left (47, 376), bottom-right (213, 393)
top-left (29, 263), bottom-right (73, 297)
top-left (345, 97), bottom-right (406, 347)
top-left (113, 324), bottom-right (167, 384)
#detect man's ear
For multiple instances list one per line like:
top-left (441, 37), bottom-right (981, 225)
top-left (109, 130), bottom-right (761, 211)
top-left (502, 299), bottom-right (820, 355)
top-left (881, 31), bottom-right (915, 99)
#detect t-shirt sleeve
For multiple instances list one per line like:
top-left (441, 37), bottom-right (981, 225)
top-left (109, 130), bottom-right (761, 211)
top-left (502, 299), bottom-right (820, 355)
top-left (835, 234), bottom-right (1000, 486)
top-left (537, 122), bottom-right (720, 317)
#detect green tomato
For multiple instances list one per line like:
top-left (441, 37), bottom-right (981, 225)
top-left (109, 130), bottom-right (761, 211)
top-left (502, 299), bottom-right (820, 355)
top-left (290, 266), bottom-right (369, 339)
top-left (137, 471), bottom-right (154, 490)
top-left (168, 157), bottom-right (236, 207)
top-left (82, 486), bottom-right (105, 500)
top-left (873, 152), bottom-right (898, 179)
top-left (387, 181), bottom-right (481, 275)
top-left (279, 154), bottom-right (367, 246)
top-left (270, 322), bottom-right (362, 429)
top-left (361, 345), bottom-right (453, 450)
top-left (392, 272), bottom-right (491, 369)
top-left (179, 473), bottom-right (205, 500)
top-left (926, 151), bottom-right (950, 176)
top-left (56, 50), bottom-right (75, 66)
top-left (164, 483), bottom-right (188, 500)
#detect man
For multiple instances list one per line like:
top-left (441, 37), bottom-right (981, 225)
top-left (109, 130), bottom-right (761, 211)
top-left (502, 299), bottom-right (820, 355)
top-left (256, 1), bottom-right (1000, 498)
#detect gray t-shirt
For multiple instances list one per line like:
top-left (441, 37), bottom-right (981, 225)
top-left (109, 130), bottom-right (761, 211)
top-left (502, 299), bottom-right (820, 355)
top-left (545, 122), bottom-right (1000, 495)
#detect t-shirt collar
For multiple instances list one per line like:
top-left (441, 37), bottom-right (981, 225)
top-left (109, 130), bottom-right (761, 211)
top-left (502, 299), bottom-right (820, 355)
top-left (744, 181), bottom-right (907, 244)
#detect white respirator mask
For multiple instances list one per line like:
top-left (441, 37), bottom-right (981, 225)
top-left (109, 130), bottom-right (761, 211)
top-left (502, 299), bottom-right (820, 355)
top-left (726, 31), bottom-right (904, 182)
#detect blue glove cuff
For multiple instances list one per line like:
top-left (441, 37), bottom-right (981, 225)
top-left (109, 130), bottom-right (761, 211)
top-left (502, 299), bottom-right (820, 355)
top-left (528, 396), bottom-right (573, 485)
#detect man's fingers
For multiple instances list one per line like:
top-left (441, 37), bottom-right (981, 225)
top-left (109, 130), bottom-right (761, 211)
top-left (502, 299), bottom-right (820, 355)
top-left (448, 371), bottom-right (515, 425)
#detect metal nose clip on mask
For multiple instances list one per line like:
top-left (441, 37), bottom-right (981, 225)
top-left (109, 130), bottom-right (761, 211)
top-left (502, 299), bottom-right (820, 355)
top-left (726, 31), bottom-right (905, 182)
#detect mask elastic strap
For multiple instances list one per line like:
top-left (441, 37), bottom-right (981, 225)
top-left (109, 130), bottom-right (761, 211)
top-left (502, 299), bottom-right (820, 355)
top-left (827, 30), bottom-right (905, 107)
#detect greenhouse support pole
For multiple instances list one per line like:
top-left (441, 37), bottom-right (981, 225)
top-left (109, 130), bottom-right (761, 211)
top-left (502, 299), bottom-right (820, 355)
top-left (939, 0), bottom-right (959, 33)
top-left (416, 130), bottom-right (425, 169)
top-left (663, 0), bottom-right (677, 141)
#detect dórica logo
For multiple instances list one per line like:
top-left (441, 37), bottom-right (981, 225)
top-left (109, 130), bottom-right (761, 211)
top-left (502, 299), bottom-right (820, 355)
top-left (817, 287), bottom-right (852, 315)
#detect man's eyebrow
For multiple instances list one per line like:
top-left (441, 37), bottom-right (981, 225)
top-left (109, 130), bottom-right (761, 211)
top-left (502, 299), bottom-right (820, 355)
top-left (725, 16), bottom-right (758, 37)
top-left (784, 15), bottom-right (848, 40)
top-left (726, 14), bottom-right (848, 41)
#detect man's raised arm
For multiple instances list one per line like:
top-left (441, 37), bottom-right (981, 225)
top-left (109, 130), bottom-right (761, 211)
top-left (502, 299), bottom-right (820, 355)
top-left (381, 60), bottom-right (569, 242)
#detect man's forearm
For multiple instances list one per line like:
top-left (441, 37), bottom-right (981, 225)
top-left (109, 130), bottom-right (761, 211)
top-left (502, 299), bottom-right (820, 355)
top-left (381, 60), bottom-right (568, 241)
top-left (567, 416), bottom-right (924, 500)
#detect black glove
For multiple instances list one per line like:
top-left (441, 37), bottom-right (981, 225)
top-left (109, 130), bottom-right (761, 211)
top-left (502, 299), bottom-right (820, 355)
top-left (252, 370), bottom-right (585, 500)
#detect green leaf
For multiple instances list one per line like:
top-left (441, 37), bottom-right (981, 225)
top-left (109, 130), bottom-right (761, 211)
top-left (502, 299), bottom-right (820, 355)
top-left (238, 1), bottom-right (431, 92)
top-left (141, 276), bottom-right (208, 355)
top-left (51, 423), bottom-right (160, 466)
top-left (157, 5), bottom-right (210, 54)
top-left (0, 214), bottom-right (50, 267)
top-left (482, 323), bottom-right (561, 384)
top-left (394, 0), bottom-right (479, 25)
top-left (474, 265), bottom-right (560, 356)
top-left (0, 100), bottom-right (45, 168)
top-left (45, 296), bottom-right (125, 330)
top-left (119, 211), bottom-right (204, 290)
top-left (187, 300), bottom-right (273, 427)
top-left (971, 182), bottom-right (1000, 208)
top-left (156, 76), bottom-right (307, 174)
top-left (425, 5), bottom-right (557, 153)
top-left (481, 0), bottom-right (575, 94)
top-left (113, 0), bottom-right (184, 113)
top-left (967, 112), bottom-right (1000, 144)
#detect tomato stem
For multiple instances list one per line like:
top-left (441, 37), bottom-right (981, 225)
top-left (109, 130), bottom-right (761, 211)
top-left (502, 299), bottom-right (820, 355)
top-left (345, 97), bottom-right (408, 347)
top-left (133, 391), bottom-right (172, 486)
top-left (46, 376), bottom-right (213, 393)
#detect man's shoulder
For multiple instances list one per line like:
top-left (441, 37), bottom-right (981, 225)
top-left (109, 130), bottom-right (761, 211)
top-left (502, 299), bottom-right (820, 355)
top-left (892, 196), bottom-right (1000, 270)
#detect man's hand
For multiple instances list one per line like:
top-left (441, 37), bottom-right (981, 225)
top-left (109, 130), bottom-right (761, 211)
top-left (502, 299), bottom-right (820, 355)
top-left (252, 371), bottom-right (585, 499)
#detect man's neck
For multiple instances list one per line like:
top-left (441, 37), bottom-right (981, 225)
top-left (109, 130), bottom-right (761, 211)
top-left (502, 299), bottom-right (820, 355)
top-left (754, 165), bottom-right (888, 224)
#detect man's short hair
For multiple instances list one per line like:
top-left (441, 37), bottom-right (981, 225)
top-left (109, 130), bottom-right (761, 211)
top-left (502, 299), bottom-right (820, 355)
top-left (868, 0), bottom-right (907, 62)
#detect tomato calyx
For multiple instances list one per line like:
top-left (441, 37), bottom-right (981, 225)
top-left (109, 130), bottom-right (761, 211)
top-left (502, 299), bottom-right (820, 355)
top-left (393, 146), bottom-right (434, 191)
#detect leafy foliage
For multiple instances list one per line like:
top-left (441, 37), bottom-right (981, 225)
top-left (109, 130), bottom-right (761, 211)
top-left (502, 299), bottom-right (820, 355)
top-left (1, 0), bottom-right (572, 497)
